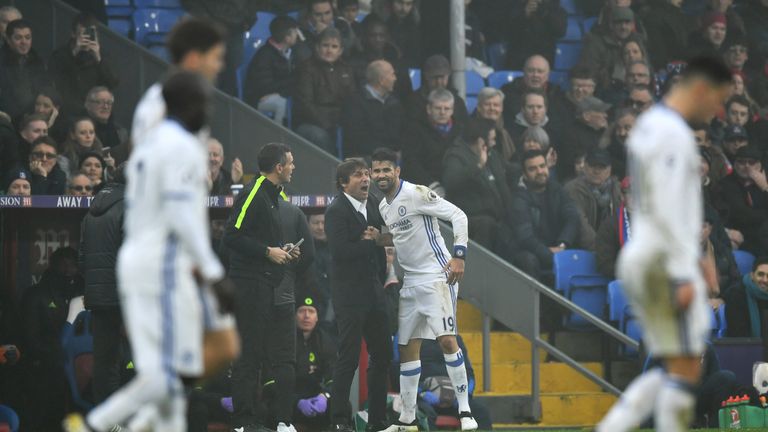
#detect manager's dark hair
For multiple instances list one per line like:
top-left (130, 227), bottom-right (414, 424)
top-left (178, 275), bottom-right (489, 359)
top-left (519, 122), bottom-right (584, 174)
top-left (258, 142), bottom-right (292, 174)
top-left (335, 158), bottom-right (368, 190)
top-left (167, 18), bottom-right (226, 65)
top-left (681, 55), bottom-right (733, 86)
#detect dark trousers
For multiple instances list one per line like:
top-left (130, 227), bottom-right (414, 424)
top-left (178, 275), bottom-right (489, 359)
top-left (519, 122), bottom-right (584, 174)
top-left (231, 277), bottom-right (296, 426)
top-left (330, 303), bottom-right (392, 426)
top-left (91, 307), bottom-right (126, 403)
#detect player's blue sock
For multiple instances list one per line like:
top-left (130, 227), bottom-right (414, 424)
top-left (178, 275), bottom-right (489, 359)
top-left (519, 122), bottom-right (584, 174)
top-left (596, 367), bottom-right (664, 432)
top-left (444, 350), bottom-right (471, 413)
top-left (655, 376), bottom-right (696, 432)
top-left (399, 360), bottom-right (421, 424)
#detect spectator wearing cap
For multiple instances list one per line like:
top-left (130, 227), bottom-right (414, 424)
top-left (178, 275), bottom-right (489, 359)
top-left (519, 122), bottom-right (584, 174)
top-left (598, 108), bottom-right (636, 179)
top-left (579, 7), bottom-right (646, 93)
top-left (504, 0), bottom-right (567, 70)
top-left (404, 54), bottom-right (468, 127)
top-left (293, 27), bottom-right (357, 155)
top-left (501, 55), bottom-right (565, 129)
top-left (688, 12), bottom-right (727, 59)
top-left (244, 15), bottom-right (299, 126)
top-left (472, 87), bottom-right (517, 170)
top-left (382, 0), bottom-right (423, 69)
top-left (509, 89), bottom-right (562, 158)
top-left (639, 0), bottom-right (694, 70)
top-left (0, 19), bottom-right (50, 119)
top-left (67, 173), bottom-right (93, 196)
top-left (83, 86), bottom-right (127, 150)
top-left (401, 88), bottom-right (461, 197)
top-left (721, 123), bottom-right (749, 166)
top-left (704, 0), bottom-right (745, 41)
top-left (340, 59), bottom-right (404, 157)
top-left (28, 137), bottom-right (66, 195)
top-left (720, 146), bottom-right (768, 255)
top-left (561, 95), bottom-right (611, 181)
top-left (442, 117), bottom-right (515, 258)
top-left (693, 122), bottom-right (730, 184)
top-left (48, 13), bottom-right (119, 116)
top-left (4, 168), bottom-right (31, 196)
top-left (511, 150), bottom-right (580, 281)
top-left (596, 176), bottom-right (632, 278)
top-left (565, 149), bottom-right (621, 250)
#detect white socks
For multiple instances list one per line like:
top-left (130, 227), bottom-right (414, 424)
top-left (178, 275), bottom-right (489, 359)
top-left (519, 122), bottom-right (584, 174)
top-left (444, 350), bottom-right (471, 413)
top-left (597, 368), bottom-right (665, 432)
top-left (655, 377), bottom-right (696, 432)
top-left (399, 360), bottom-right (421, 424)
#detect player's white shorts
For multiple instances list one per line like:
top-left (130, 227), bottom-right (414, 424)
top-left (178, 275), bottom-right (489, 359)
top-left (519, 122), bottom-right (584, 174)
top-left (117, 243), bottom-right (205, 378)
top-left (398, 278), bottom-right (458, 344)
top-left (617, 246), bottom-right (709, 357)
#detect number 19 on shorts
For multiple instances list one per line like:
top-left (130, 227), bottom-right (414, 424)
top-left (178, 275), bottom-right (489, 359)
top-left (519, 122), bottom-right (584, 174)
top-left (442, 316), bottom-right (455, 331)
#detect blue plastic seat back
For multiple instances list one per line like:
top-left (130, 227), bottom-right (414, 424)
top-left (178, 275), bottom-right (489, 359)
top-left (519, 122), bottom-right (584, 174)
top-left (488, 70), bottom-right (523, 89)
top-left (108, 19), bottom-right (132, 37)
top-left (465, 96), bottom-right (478, 114)
top-left (134, 0), bottom-right (182, 8)
top-left (553, 250), bottom-right (599, 294)
top-left (486, 43), bottom-right (507, 70)
top-left (607, 280), bottom-right (627, 323)
top-left (733, 250), bottom-right (756, 276)
top-left (465, 70), bottom-right (485, 96)
top-left (563, 17), bottom-right (582, 41)
top-left (409, 68), bottom-right (421, 90)
top-left (554, 42), bottom-right (582, 70)
top-left (133, 8), bottom-right (184, 46)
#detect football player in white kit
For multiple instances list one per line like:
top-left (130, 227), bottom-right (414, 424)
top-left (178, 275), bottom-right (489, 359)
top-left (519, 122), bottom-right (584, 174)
top-left (371, 148), bottom-right (478, 432)
top-left (597, 57), bottom-right (732, 432)
top-left (63, 73), bottom-right (227, 432)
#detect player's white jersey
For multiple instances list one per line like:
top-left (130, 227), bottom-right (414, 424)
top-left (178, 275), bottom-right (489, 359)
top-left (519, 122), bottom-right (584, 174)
top-left (379, 181), bottom-right (468, 283)
top-left (623, 104), bottom-right (702, 282)
top-left (131, 83), bottom-right (209, 148)
top-left (121, 119), bottom-right (223, 288)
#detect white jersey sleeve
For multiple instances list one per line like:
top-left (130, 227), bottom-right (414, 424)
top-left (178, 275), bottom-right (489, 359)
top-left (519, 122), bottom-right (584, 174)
top-left (131, 83), bottom-right (165, 147)
top-left (410, 184), bottom-right (469, 257)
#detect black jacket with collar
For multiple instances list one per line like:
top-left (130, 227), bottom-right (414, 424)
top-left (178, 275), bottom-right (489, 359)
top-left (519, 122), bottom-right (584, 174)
top-left (324, 193), bottom-right (387, 310)
top-left (243, 41), bottom-right (294, 107)
top-left (340, 86), bottom-right (404, 157)
top-left (222, 176), bottom-right (285, 283)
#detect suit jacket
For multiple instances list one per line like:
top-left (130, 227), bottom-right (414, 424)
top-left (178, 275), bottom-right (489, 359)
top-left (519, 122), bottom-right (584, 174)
top-left (324, 193), bottom-right (387, 309)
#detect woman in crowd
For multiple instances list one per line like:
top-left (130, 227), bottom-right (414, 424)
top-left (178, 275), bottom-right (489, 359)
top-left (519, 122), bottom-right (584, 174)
top-left (78, 151), bottom-right (107, 190)
top-left (59, 117), bottom-right (105, 179)
top-left (30, 87), bottom-right (68, 144)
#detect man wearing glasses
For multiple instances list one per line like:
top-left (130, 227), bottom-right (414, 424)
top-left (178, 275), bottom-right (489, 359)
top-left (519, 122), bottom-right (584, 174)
top-left (28, 136), bottom-right (66, 195)
top-left (84, 86), bottom-right (127, 150)
top-left (626, 85), bottom-right (654, 113)
top-left (68, 174), bottom-right (93, 196)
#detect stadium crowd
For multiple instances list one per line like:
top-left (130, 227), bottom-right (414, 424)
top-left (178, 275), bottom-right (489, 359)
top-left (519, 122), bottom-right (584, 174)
top-left (3, 0), bottom-right (768, 430)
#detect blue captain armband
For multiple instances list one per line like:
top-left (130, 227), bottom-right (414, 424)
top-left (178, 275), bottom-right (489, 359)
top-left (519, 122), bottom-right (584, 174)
top-left (453, 245), bottom-right (467, 260)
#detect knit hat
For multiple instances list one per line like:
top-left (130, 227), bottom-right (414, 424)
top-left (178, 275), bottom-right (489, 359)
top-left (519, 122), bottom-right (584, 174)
top-left (585, 149), bottom-right (612, 167)
top-left (576, 96), bottom-right (612, 114)
top-left (620, 176), bottom-right (631, 190)
top-left (297, 296), bottom-right (319, 313)
top-left (5, 168), bottom-right (31, 191)
top-left (701, 12), bottom-right (726, 29)
top-left (735, 145), bottom-right (762, 162)
top-left (724, 124), bottom-right (748, 141)
top-left (611, 7), bottom-right (634, 22)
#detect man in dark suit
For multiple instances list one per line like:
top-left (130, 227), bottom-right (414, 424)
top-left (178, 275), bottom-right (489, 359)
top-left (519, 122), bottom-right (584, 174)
top-left (325, 158), bottom-right (392, 432)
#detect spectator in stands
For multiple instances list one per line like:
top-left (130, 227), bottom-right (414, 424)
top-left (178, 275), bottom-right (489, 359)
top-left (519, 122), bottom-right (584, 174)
top-left (59, 116), bottom-right (103, 179)
top-left (511, 150), bottom-right (580, 281)
top-left (725, 256), bottom-right (768, 337)
top-left (380, 0), bottom-right (422, 68)
top-left (289, 296), bottom-right (336, 430)
top-left (625, 85), bottom-right (654, 113)
top-left (294, 27), bottom-right (357, 155)
top-left (3, 168), bottom-right (31, 196)
top-left (598, 108), bottom-right (634, 178)
top-left (731, 72), bottom-right (762, 116)
top-left (341, 59), bottom-right (403, 156)
top-left (244, 15), bottom-right (299, 126)
top-left (723, 94), bottom-right (751, 128)
top-left (0, 19), bottom-right (49, 119)
top-left (404, 54), bottom-right (468, 128)
top-left (180, 0), bottom-right (260, 97)
top-left (84, 86), bottom-right (127, 150)
top-left (625, 61), bottom-right (652, 88)
top-left (549, 66), bottom-right (597, 137)
top-left (79, 152), bottom-right (106, 190)
top-left (721, 125), bottom-right (749, 173)
top-left (20, 246), bottom-right (82, 431)
top-left (306, 213), bottom-right (333, 326)
top-left (565, 149), bottom-right (621, 250)
top-left (595, 176), bottom-right (630, 277)
top-left (509, 89), bottom-right (561, 154)
top-left (473, 87), bottom-right (516, 170)
top-left (579, 7), bottom-right (645, 93)
top-left (0, 6), bottom-right (21, 45)
top-left (401, 89), bottom-right (461, 196)
top-left (622, 39), bottom-right (648, 68)
top-left (688, 12), bottom-right (727, 58)
top-left (504, 0), bottom-right (566, 70)
top-left (0, 112), bottom-right (18, 176)
top-left (706, 0), bottom-right (745, 41)
top-left (295, 0), bottom-right (351, 64)
top-left (443, 117), bottom-right (515, 256)
top-left (67, 173), bottom-right (93, 197)
top-left (720, 146), bottom-right (768, 256)
top-left (31, 87), bottom-right (67, 144)
top-left (639, 0), bottom-right (693, 70)
top-left (16, 113), bottom-right (48, 165)
top-left (337, 0), bottom-right (363, 39)
top-left (520, 126), bottom-right (557, 177)
top-left (694, 122), bottom-right (730, 184)
top-left (48, 13), bottom-right (119, 116)
top-left (741, 0), bottom-right (768, 67)
top-left (501, 55), bottom-right (564, 128)
top-left (560, 95), bottom-right (611, 180)
top-left (348, 14), bottom-right (412, 100)
top-left (207, 137), bottom-right (243, 195)
top-left (28, 137), bottom-right (66, 195)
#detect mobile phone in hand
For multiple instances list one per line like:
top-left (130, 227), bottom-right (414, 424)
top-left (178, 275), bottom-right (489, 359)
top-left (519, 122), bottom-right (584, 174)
top-left (85, 26), bottom-right (97, 41)
top-left (286, 238), bottom-right (304, 254)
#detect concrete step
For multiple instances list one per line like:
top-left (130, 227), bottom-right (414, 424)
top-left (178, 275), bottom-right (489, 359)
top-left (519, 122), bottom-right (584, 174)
top-left (457, 299), bottom-right (483, 331)
top-left (477, 392), bottom-right (617, 426)
top-left (474, 362), bottom-right (603, 393)
top-left (462, 331), bottom-right (547, 364)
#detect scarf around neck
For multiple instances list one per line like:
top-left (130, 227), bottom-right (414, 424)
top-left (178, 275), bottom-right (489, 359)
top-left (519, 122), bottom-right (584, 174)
top-left (743, 273), bottom-right (768, 337)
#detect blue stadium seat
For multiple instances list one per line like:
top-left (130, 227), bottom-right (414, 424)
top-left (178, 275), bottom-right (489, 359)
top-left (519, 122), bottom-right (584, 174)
top-left (242, 12), bottom-right (276, 68)
top-left (465, 96), bottom-right (478, 114)
top-left (134, 0), bottom-right (182, 8)
top-left (62, 310), bottom-right (94, 411)
top-left (465, 70), bottom-right (485, 96)
top-left (554, 42), bottom-right (582, 71)
top-left (287, 11), bottom-right (300, 20)
top-left (553, 250), bottom-right (610, 329)
top-left (336, 127), bottom-right (344, 159)
top-left (549, 70), bottom-right (569, 90)
top-left (488, 70), bottom-right (523, 89)
top-left (356, 12), bottom-right (368, 22)
top-left (563, 17), bottom-right (582, 41)
top-left (409, 68), bottom-right (421, 90)
top-left (133, 8), bottom-right (184, 46)
top-left (108, 18), bottom-right (132, 37)
top-left (607, 280), bottom-right (626, 323)
top-left (486, 43), bottom-right (507, 70)
top-left (0, 405), bottom-right (19, 432)
top-left (105, 0), bottom-right (132, 17)
top-left (560, 0), bottom-right (579, 15)
top-left (149, 44), bottom-right (170, 62)
top-left (733, 250), bottom-right (756, 276)
top-left (582, 16), bottom-right (597, 34)
top-left (716, 304), bottom-right (727, 338)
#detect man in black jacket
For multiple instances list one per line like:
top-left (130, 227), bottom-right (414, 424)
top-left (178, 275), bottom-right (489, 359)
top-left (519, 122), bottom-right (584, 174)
top-left (720, 145), bottom-right (768, 256)
top-left (222, 143), bottom-right (299, 432)
top-left (243, 15), bottom-right (299, 126)
top-left (403, 54), bottom-right (468, 129)
top-left (80, 166), bottom-right (126, 403)
top-left (512, 150), bottom-right (581, 281)
top-left (325, 158), bottom-right (391, 432)
top-left (0, 19), bottom-right (50, 119)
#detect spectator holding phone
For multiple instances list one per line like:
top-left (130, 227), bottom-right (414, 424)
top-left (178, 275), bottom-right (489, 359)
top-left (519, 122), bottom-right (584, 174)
top-left (49, 13), bottom-right (119, 115)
